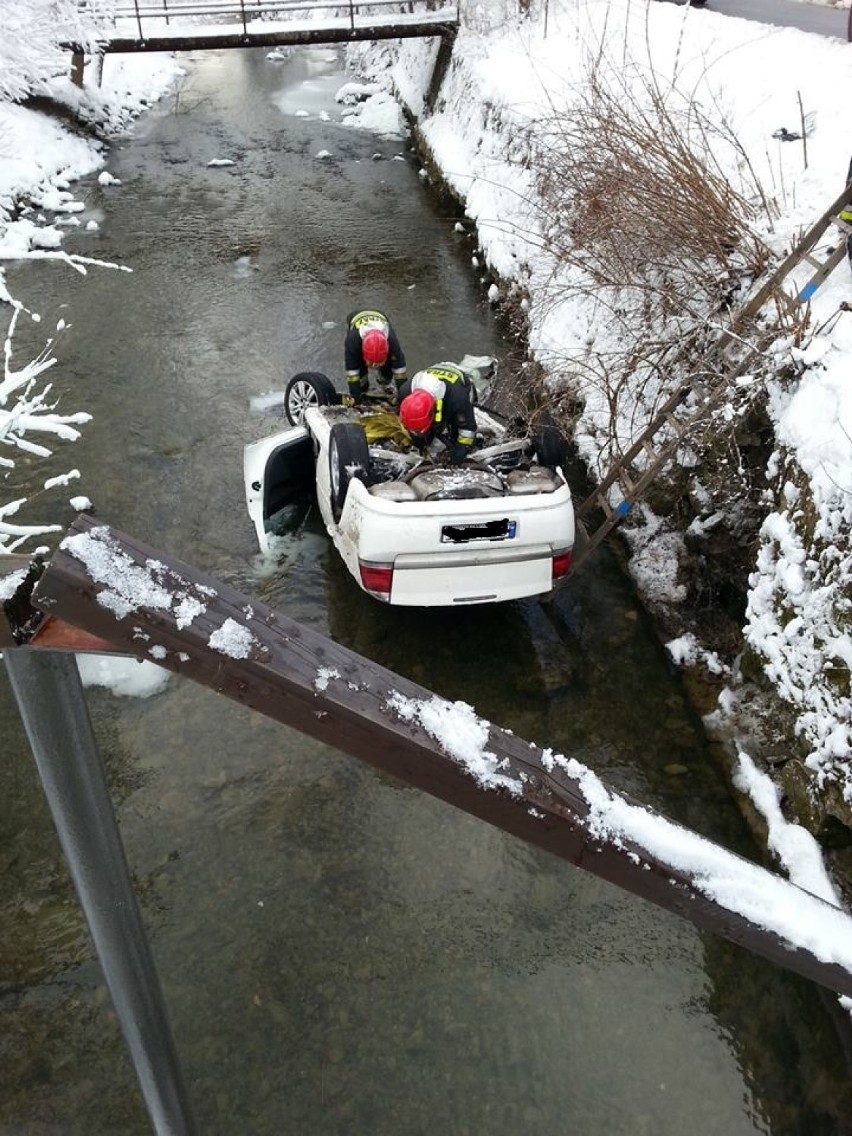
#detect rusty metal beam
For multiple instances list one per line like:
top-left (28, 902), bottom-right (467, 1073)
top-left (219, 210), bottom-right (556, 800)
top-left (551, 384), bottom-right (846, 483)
top-left (25, 516), bottom-right (852, 998)
top-left (28, 614), bottom-right (122, 653)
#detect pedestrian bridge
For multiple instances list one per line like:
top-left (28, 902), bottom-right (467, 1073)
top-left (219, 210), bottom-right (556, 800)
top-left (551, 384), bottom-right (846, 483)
top-left (72, 0), bottom-right (460, 52)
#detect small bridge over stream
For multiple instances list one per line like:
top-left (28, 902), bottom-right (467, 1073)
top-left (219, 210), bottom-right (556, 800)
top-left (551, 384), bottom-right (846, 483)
top-left (71, 0), bottom-right (460, 52)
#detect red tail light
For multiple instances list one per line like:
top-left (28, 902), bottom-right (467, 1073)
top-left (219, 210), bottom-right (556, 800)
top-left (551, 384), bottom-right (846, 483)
top-left (552, 549), bottom-right (573, 580)
top-left (359, 562), bottom-right (393, 598)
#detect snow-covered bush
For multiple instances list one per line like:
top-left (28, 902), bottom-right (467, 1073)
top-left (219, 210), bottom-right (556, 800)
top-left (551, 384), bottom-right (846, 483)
top-left (0, 0), bottom-right (112, 104)
top-left (741, 384), bottom-right (852, 819)
top-left (0, 308), bottom-right (91, 554)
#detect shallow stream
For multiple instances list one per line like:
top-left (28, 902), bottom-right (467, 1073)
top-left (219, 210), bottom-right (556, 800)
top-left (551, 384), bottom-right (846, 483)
top-left (1, 45), bottom-right (850, 1135)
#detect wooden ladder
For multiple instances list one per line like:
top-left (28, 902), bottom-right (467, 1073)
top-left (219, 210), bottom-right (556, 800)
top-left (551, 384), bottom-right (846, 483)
top-left (568, 181), bottom-right (852, 573)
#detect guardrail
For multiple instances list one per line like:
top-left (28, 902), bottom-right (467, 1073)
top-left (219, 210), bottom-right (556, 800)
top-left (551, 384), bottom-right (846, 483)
top-left (87, 0), bottom-right (459, 40)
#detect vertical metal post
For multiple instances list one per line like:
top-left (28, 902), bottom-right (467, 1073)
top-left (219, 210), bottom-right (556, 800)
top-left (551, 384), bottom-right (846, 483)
top-left (70, 51), bottom-right (85, 88)
top-left (4, 649), bottom-right (197, 1136)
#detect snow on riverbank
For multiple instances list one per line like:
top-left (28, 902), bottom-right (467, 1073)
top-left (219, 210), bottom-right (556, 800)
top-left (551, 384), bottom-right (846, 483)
top-left (0, 52), bottom-right (184, 302)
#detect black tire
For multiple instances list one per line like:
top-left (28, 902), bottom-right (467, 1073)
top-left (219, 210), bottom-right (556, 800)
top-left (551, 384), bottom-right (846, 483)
top-left (401, 458), bottom-right (435, 483)
top-left (532, 413), bottom-right (568, 470)
top-left (329, 422), bottom-right (370, 521)
top-left (285, 372), bottom-right (337, 426)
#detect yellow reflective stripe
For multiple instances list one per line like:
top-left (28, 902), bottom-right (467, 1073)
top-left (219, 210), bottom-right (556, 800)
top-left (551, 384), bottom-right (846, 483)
top-left (351, 310), bottom-right (388, 330)
top-left (457, 432), bottom-right (475, 446)
top-left (434, 398), bottom-right (443, 424)
top-left (839, 209), bottom-right (852, 223)
top-left (426, 365), bottom-right (463, 385)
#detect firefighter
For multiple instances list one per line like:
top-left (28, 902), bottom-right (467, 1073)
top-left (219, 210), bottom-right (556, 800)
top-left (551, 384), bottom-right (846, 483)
top-left (344, 308), bottom-right (407, 403)
top-left (397, 362), bottom-right (478, 464)
top-left (841, 158), bottom-right (852, 264)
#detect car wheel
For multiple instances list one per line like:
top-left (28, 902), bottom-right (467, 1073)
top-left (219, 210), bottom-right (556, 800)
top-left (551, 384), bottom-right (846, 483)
top-left (532, 412), bottom-right (569, 470)
top-left (329, 422), bottom-right (370, 521)
top-left (284, 372), bottom-right (337, 426)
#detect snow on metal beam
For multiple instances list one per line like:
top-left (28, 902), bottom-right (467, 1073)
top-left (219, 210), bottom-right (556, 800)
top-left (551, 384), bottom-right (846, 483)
top-left (20, 515), bottom-right (852, 1000)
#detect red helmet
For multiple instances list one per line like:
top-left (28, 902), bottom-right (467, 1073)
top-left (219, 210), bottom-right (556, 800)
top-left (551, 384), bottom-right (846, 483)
top-left (400, 389), bottom-right (436, 436)
top-left (362, 328), bottom-right (389, 366)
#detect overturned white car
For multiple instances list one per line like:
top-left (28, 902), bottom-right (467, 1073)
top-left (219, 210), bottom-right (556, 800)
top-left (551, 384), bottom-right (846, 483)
top-left (244, 364), bottom-right (575, 607)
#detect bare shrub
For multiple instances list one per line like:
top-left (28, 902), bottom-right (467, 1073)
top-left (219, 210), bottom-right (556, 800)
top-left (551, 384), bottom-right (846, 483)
top-left (529, 36), bottom-right (790, 479)
top-left (537, 68), bottom-right (771, 291)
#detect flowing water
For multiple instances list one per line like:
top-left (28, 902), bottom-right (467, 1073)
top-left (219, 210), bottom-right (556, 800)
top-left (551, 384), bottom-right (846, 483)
top-left (1, 46), bottom-right (850, 1136)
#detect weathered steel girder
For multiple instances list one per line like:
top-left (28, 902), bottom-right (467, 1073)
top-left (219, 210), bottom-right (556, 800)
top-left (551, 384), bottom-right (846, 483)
top-left (5, 515), bottom-right (852, 999)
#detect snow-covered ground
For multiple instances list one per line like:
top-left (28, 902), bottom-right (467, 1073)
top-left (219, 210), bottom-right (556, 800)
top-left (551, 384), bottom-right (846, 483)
top-left (1, 0), bottom-right (851, 1000)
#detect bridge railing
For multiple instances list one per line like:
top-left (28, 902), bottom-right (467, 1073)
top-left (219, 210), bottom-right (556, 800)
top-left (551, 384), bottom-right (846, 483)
top-left (89, 0), bottom-right (458, 36)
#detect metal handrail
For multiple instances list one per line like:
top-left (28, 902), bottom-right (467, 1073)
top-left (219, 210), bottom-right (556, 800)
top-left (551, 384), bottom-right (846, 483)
top-left (67, 1), bottom-right (461, 64)
top-left (105, 0), bottom-right (457, 26)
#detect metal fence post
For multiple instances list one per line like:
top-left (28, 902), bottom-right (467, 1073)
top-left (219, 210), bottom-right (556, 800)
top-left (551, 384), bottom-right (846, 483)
top-left (4, 648), bottom-right (197, 1136)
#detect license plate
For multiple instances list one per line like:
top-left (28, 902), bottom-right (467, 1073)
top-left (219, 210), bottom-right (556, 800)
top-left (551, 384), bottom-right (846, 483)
top-left (441, 519), bottom-right (516, 543)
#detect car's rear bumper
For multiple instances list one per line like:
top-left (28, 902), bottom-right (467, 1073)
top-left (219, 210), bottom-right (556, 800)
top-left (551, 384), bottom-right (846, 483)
top-left (329, 481), bottom-right (575, 606)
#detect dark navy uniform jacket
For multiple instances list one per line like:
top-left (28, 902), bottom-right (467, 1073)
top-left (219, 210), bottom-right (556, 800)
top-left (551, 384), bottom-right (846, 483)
top-left (344, 309), bottom-right (407, 396)
top-left (397, 362), bottom-right (477, 457)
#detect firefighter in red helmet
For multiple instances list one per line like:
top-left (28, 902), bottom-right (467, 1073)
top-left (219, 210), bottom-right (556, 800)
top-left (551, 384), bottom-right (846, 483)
top-left (344, 308), bottom-right (407, 404)
top-left (397, 362), bottom-right (478, 464)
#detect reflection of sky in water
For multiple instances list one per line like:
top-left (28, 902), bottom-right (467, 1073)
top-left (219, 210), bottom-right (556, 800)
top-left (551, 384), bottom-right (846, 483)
top-left (271, 48), bottom-right (344, 118)
top-left (232, 254), bottom-right (259, 279)
top-left (249, 389), bottom-right (287, 412)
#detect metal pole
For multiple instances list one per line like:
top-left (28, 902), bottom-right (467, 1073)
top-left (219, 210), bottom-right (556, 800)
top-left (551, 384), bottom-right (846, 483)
top-left (4, 648), bottom-right (197, 1136)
